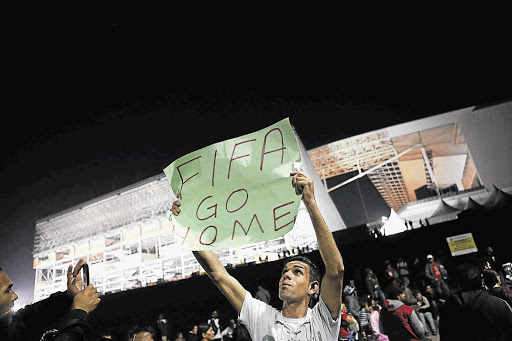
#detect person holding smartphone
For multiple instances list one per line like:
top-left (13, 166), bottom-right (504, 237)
top-left (0, 259), bottom-right (101, 341)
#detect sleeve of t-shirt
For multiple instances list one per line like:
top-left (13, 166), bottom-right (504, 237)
top-left (238, 291), bottom-right (275, 335)
top-left (314, 295), bottom-right (342, 339)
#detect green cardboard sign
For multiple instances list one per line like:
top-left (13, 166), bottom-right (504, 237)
top-left (163, 118), bottom-right (302, 250)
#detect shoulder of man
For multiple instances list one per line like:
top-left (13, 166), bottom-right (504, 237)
top-left (397, 303), bottom-right (415, 316)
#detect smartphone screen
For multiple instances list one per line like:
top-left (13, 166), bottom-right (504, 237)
top-left (82, 263), bottom-right (90, 286)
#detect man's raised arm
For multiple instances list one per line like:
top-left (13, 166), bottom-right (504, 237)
top-left (291, 171), bottom-right (344, 319)
top-left (171, 202), bottom-right (246, 314)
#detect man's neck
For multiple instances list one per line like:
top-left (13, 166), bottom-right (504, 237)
top-left (281, 299), bottom-right (309, 318)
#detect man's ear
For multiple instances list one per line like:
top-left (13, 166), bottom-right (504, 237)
top-left (308, 281), bottom-right (319, 295)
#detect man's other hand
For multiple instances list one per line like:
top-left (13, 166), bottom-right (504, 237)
top-left (171, 201), bottom-right (181, 216)
top-left (71, 285), bottom-right (101, 313)
top-left (67, 259), bottom-right (85, 298)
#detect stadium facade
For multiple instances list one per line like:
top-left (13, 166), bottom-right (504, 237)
top-left (32, 100), bottom-right (511, 302)
top-left (31, 129), bottom-right (345, 302)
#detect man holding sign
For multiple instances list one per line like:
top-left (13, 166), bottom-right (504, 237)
top-left (170, 170), bottom-right (344, 341)
top-left (164, 118), bottom-right (306, 250)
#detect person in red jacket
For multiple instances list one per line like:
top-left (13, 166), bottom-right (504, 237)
top-left (380, 286), bottom-right (425, 341)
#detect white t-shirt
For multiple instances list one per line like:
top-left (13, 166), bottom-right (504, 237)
top-left (239, 291), bottom-right (341, 341)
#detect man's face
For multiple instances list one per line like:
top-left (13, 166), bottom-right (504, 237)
top-left (278, 260), bottom-right (314, 302)
top-left (0, 271), bottom-right (18, 315)
top-left (203, 326), bottom-right (215, 341)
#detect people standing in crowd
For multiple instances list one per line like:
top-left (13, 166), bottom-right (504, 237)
top-left (207, 311), bottom-right (222, 341)
top-left (482, 268), bottom-right (512, 306)
top-left (197, 323), bottom-right (215, 341)
top-left (157, 313), bottom-right (170, 341)
top-left (396, 257), bottom-right (410, 282)
top-left (188, 325), bottom-right (198, 341)
top-left (502, 262), bottom-right (512, 288)
top-left (233, 321), bottom-right (250, 341)
top-left (481, 245), bottom-right (499, 270)
top-left (365, 268), bottom-right (386, 303)
top-left (254, 284), bottom-right (271, 304)
top-left (413, 291), bottom-right (438, 337)
top-left (128, 325), bottom-right (160, 341)
top-left (220, 319), bottom-right (236, 341)
top-left (175, 331), bottom-right (187, 341)
top-left (0, 260), bottom-right (101, 341)
top-left (409, 257), bottom-right (426, 292)
top-left (344, 284), bottom-right (361, 321)
top-left (380, 286), bottom-right (424, 341)
top-left (368, 301), bottom-right (389, 341)
top-left (383, 260), bottom-right (400, 289)
top-left (424, 254), bottom-right (450, 299)
top-left (440, 262), bottom-right (512, 340)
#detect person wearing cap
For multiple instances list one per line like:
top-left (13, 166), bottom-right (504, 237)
top-left (424, 254), bottom-right (450, 299)
top-left (343, 284), bottom-right (361, 321)
top-left (380, 285), bottom-right (425, 341)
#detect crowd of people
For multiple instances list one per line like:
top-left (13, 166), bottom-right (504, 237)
top-left (1, 171), bottom-right (511, 340)
top-left (338, 247), bottom-right (512, 341)
top-left (120, 310), bottom-right (249, 341)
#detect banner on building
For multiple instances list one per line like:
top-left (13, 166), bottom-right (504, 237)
top-left (446, 232), bottom-right (478, 256)
top-left (163, 118), bottom-right (302, 250)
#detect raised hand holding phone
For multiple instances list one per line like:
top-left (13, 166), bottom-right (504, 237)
top-left (82, 263), bottom-right (90, 287)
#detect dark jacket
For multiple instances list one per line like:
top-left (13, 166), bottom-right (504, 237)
top-left (0, 290), bottom-right (84, 341)
top-left (366, 273), bottom-right (381, 295)
top-left (383, 268), bottom-right (400, 287)
top-left (380, 299), bottom-right (424, 341)
top-left (440, 289), bottom-right (512, 341)
top-left (490, 285), bottom-right (512, 307)
top-left (49, 309), bottom-right (91, 341)
top-left (424, 262), bottom-right (448, 283)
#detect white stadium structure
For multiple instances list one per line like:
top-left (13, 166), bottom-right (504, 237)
top-left (32, 100), bottom-right (511, 302)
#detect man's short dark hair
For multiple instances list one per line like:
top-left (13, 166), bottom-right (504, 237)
top-left (386, 285), bottom-right (404, 299)
top-left (198, 323), bottom-right (212, 338)
top-left (285, 255), bottom-right (320, 284)
top-left (482, 268), bottom-right (500, 289)
top-left (454, 263), bottom-right (482, 290)
top-left (128, 325), bottom-right (160, 341)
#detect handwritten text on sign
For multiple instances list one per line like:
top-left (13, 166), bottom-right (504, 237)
top-left (446, 233), bottom-right (478, 256)
top-left (163, 118), bottom-right (302, 250)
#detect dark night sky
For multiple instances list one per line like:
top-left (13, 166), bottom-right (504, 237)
top-left (1, 22), bottom-right (510, 304)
